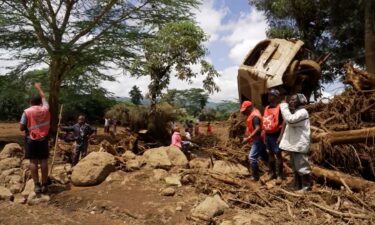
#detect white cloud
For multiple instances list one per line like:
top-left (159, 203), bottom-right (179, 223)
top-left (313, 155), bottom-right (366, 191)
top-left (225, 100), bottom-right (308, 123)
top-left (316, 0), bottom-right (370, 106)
top-left (221, 10), bottom-right (267, 65)
top-left (194, 0), bottom-right (228, 43)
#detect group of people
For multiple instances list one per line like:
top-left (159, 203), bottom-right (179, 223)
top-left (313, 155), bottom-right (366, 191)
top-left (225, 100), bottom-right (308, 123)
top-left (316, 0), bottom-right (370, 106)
top-left (104, 117), bottom-right (118, 134)
top-left (241, 89), bottom-right (312, 192)
top-left (20, 83), bottom-right (96, 194)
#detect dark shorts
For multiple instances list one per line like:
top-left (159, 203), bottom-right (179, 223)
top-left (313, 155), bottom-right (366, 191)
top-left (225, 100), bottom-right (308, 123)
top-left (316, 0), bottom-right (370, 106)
top-left (25, 138), bottom-right (49, 160)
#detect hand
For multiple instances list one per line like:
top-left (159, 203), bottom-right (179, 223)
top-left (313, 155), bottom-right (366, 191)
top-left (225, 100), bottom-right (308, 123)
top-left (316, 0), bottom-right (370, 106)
top-left (242, 137), bottom-right (249, 144)
top-left (281, 96), bottom-right (287, 103)
top-left (34, 83), bottom-right (42, 89)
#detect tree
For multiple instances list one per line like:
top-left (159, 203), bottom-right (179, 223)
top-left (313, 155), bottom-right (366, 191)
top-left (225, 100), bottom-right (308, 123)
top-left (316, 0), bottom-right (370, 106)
top-left (0, 0), bottom-right (200, 133)
top-left (250, 0), bottom-right (375, 80)
top-left (129, 85), bottom-right (143, 105)
top-left (131, 21), bottom-right (220, 108)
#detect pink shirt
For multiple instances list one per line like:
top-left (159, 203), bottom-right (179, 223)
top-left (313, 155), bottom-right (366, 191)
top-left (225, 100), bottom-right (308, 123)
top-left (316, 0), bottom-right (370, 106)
top-left (171, 131), bottom-right (182, 148)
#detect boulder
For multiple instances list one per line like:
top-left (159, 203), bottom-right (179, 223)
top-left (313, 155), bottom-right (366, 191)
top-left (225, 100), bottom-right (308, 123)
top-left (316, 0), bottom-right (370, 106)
top-left (143, 148), bottom-right (172, 170)
top-left (50, 164), bottom-right (71, 184)
top-left (9, 183), bottom-right (23, 194)
top-left (21, 179), bottom-right (35, 198)
top-left (0, 186), bottom-right (14, 201)
top-left (165, 174), bottom-right (182, 187)
top-left (152, 169), bottom-right (168, 181)
top-left (165, 146), bottom-right (188, 167)
top-left (126, 158), bottom-right (143, 171)
top-left (105, 170), bottom-right (127, 183)
top-left (71, 152), bottom-right (116, 186)
top-left (189, 158), bottom-right (211, 169)
top-left (212, 161), bottom-right (249, 177)
top-left (0, 157), bottom-right (21, 171)
top-left (0, 143), bottom-right (23, 160)
top-left (161, 187), bottom-right (176, 196)
top-left (191, 195), bottom-right (229, 221)
top-left (122, 151), bottom-right (137, 160)
top-left (1, 168), bottom-right (21, 177)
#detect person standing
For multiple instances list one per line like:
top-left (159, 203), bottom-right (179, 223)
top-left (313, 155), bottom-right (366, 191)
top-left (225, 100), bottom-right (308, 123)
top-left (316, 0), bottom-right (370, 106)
top-left (20, 83), bottom-right (50, 194)
top-left (262, 89), bottom-right (285, 185)
top-left (279, 94), bottom-right (312, 192)
top-left (241, 101), bottom-right (268, 181)
top-left (60, 115), bottom-right (96, 165)
top-left (104, 117), bottom-right (109, 134)
top-left (194, 122), bottom-right (200, 136)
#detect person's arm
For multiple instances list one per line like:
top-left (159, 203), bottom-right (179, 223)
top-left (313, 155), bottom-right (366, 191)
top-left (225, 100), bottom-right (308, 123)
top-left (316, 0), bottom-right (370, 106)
top-left (60, 125), bottom-right (74, 132)
top-left (19, 112), bottom-right (27, 131)
top-left (280, 103), bottom-right (308, 125)
top-left (34, 83), bottom-right (49, 109)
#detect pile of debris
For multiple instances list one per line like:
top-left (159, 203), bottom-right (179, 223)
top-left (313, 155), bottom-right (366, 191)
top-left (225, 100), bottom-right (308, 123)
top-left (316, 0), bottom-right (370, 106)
top-left (307, 89), bottom-right (375, 181)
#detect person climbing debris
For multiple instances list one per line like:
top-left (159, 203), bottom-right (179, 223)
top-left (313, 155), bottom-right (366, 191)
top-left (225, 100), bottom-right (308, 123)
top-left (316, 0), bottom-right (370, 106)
top-left (279, 93), bottom-right (312, 192)
top-left (60, 115), bottom-right (96, 166)
top-left (262, 89), bottom-right (286, 185)
top-left (20, 83), bottom-right (51, 194)
top-left (240, 100), bottom-right (268, 181)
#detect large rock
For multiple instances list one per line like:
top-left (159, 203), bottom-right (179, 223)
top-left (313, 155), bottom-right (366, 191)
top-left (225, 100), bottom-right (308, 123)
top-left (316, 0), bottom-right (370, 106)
top-left (122, 151), bottom-right (137, 160)
top-left (0, 157), bottom-right (21, 171)
top-left (165, 146), bottom-right (188, 167)
top-left (22, 179), bottom-right (35, 198)
top-left (50, 164), bottom-right (72, 184)
top-left (152, 169), bottom-right (168, 181)
top-left (0, 143), bottom-right (23, 160)
top-left (165, 174), bottom-right (182, 187)
top-left (143, 147), bottom-right (172, 169)
top-left (189, 158), bottom-right (211, 169)
top-left (0, 186), bottom-right (14, 201)
top-left (212, 161), bottom-right (249, 177)
top-left (191, 195), bottom-right (229, 221)
top-left (71, 152), bottom-right (116, 186)
top-left (126, 157), bottom-right (143, 171)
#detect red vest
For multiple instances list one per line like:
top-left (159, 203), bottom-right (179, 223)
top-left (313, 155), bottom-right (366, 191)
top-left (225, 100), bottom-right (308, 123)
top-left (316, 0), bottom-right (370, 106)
top-left (24, 106), bottom-right (50, 140)
top-left (262, 104), bottom-right (281, 134)
top-left (245, 109), bottom-right (262, 142)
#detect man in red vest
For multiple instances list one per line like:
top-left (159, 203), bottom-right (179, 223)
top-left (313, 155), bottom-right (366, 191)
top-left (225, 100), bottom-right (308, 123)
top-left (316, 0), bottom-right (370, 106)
top-left (241, 101), bottom-right (268, 181)
top-left (262, 89), bottom-right (285, 185)
top-left (20, 83), bottom-right (50, 194)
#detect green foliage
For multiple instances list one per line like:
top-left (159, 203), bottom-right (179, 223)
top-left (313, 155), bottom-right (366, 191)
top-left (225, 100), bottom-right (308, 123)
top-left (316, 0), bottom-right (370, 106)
top-left (0, 75), bottom-right (28, 120)
top-left (129, 85), bottom-right (143, 105)
top-left (161, 88), bottom-right (209, 116)
top-left (250, 0), bottom-right (365, 81)
top-left (198, 100), bottom-right (239, 121)
top-left (131, 21), bottom-right (220, 106)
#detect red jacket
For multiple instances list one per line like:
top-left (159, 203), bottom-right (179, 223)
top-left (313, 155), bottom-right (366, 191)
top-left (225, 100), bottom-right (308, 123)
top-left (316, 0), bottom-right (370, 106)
top-left (262, 104), bottom-right (282, 134)
top-left (24, 106), bottom-right (50, 140)
top-left (245, 109), bottom-right (262, 143)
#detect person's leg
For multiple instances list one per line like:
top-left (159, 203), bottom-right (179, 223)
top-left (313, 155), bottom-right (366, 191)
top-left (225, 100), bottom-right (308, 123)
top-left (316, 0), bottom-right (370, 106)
top-left (290, 152), bottom-right (302, 190)
top-left (29, 159), bottom-right (40, 184)
top-left (81, 142), bottom-right (89, 158)
top-left (72, 144), bottom-right (81, 166)
top-left (294, 153), bottom-right (312, 192)
top-left (248, 139), bottom-right (261, 181)
top-left (265, 136), bottom-right (276, 180)
top-left (40, 159), bottom-right (48, 184)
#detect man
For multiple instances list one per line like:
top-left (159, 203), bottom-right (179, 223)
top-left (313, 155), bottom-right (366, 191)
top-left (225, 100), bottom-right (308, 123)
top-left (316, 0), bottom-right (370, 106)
top-left (241, 101), bottom-right (268, 181)
top-left (262, 89), bottom-right (285, 185)
top-left (61, 115), bottom-right (96, 165)
top-left (20, 83), bottom-right (50, 194)
top-left (279, 94), bottom-right (312, 192)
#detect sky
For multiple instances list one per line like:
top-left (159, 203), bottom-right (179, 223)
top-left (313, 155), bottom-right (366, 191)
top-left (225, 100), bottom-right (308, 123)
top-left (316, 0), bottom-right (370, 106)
top-left (102, 0), bottom-right (269, 102)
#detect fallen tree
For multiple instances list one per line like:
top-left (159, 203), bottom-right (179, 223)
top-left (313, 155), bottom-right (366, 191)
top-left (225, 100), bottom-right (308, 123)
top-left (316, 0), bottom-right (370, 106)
top-left (312, 127), bottom-right (375, 145)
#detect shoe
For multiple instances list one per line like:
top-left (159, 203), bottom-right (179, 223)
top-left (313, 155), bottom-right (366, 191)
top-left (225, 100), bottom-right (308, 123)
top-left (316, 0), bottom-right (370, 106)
top-left (297, 174), bottom-right (312, 193)
top-left (41, 183), bottom-right (49, 193)
top-left (251, 166), bottom-right (260, 181)
top-left (266, 160), bottom-right (276, 181)
top-left (34, 182), bottom-right (42, 194)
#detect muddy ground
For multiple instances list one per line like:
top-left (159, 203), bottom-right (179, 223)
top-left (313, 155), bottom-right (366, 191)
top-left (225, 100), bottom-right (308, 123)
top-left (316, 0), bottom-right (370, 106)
top-left (0, 122), bottom-right (374, 225)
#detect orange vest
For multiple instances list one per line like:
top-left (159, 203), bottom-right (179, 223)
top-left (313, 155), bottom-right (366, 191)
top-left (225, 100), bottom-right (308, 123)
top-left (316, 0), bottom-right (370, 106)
top-left (262, 105), bottom-right (281, 134)
top-left (24, 106), bottom-right (50, 140)
top-left (245, 109), bottom-right (262, 142)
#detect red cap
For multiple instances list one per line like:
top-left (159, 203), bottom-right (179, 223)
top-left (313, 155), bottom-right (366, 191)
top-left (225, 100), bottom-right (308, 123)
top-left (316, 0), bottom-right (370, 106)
top-left (240, 101), bottom-right (252, 112)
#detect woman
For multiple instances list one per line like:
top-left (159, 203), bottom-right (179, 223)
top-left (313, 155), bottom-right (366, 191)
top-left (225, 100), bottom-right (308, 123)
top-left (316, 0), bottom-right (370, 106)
top-left (279, 94), bottom-right (312, 192)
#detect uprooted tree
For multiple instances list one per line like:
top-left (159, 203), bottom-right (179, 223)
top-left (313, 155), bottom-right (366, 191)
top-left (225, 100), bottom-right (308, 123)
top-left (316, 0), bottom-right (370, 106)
top-left (130, 21), bottom-right (220, 109)
top-left (0, 0), bottom-right (201, 134)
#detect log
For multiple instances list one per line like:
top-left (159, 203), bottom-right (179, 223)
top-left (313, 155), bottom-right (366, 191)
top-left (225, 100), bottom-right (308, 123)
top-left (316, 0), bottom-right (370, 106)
top-left (312, 127), bottom-right (375, 145)
top-left (311, 165), bottom-right (375, 192)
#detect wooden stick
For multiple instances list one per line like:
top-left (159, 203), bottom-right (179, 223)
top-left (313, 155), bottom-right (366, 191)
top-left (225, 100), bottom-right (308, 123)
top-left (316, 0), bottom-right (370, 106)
top-left (339, 177), bottom-right (353, 194)
top-left (49, 104), bottom-right (63, 176)
top-left (310, 202), bottom-right (369, 219)
top-left (277, 188), bottom-right (303, 198)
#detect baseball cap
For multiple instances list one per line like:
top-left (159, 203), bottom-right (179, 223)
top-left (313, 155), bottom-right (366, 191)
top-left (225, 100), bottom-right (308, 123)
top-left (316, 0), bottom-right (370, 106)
top-left (268, 89), bottom-right (280, 96)
top-left (240, 101), bottom-right (252, 112)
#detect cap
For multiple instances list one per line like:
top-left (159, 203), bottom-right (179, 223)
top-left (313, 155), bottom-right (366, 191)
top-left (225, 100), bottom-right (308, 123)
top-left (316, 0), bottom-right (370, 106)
top-left (268, 89), bottom-right (280, 96)
top-left (240, 101), bottom-right (252, 112)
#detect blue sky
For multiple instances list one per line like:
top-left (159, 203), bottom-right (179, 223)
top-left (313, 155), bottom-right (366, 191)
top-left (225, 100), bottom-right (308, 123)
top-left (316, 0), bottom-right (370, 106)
top-left (103, 0), bottom-right (270, 102)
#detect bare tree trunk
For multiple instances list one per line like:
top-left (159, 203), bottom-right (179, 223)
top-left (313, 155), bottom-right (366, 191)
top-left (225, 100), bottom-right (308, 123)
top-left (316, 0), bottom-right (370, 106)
top-left (48, 58), bottom-right (66, 137)
top-left (365, 0), bottom-right (375, 74)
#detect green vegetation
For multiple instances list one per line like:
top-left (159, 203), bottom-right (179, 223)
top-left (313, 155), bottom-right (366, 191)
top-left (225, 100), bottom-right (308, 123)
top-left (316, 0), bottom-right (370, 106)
top-left (129, 86), bottom-right (143, 105)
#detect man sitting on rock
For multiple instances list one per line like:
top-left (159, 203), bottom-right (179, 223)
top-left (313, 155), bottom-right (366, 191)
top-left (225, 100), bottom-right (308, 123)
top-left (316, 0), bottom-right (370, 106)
top-left (20, 83), bottom-right (50, 194)
top-left (60, 115), bottom-right (96, 166)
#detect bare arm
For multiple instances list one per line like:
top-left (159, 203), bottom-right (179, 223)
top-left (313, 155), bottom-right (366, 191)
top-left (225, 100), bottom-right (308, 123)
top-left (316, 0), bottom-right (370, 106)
top-left (34, 82), bottom-right (45, 99)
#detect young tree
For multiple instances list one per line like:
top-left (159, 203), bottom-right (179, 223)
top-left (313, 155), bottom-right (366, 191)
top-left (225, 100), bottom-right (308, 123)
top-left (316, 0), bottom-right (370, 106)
top-left (129, 85), bottom-right (143, 105)
top-left (131, 21), bottom-right (220, 108)
top-left (250, 0), bottom-right (375, 78)
top-left (0, 0), bottom-right (200, 133)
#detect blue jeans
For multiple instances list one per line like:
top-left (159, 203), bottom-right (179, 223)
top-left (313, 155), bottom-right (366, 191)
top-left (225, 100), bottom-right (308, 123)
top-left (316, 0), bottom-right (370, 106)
top-left (248, 139), bottom-right (268, 168)
top-left (265, 134), bottom-right (281, 154)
